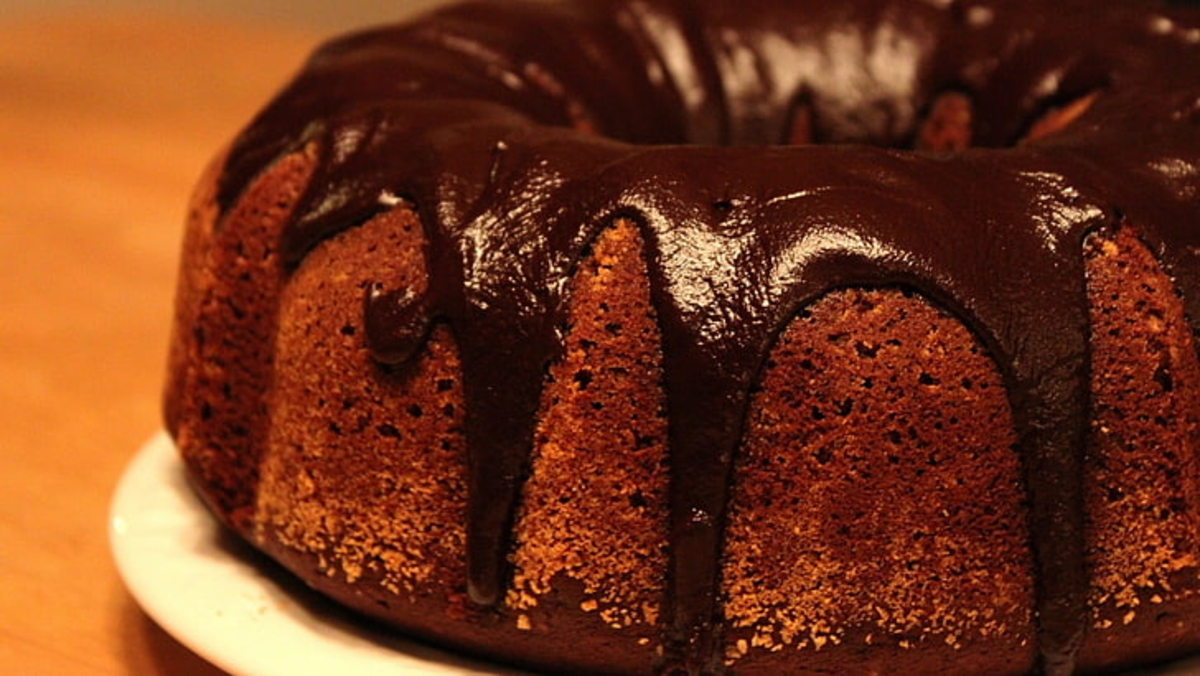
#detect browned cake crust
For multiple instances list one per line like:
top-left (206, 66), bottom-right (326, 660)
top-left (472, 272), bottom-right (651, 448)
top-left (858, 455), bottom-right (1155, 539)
top-left (1077, 225), bottom-right (1200, 673)
top-left (721, 286), bottom-right (1035, 674)
top-left (165, 146), bottom-right (317, 531)
top-left (167, 144), bottom-right (1200, 673)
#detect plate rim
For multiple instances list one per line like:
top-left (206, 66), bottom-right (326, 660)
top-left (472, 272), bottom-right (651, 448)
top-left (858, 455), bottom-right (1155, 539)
top-left (108, 430), bottom-right (520, 676)
top-left (108, 431), bottom-right (1200, 676)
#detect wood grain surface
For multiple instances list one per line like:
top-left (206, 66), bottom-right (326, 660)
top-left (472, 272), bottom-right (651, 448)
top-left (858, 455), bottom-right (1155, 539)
top-left (0, 11), bottom-right (317, 675)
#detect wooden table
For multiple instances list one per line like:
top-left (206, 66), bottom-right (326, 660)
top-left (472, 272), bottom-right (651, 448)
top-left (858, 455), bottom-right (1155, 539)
top-left (0, 11), bottom-right (319, 674)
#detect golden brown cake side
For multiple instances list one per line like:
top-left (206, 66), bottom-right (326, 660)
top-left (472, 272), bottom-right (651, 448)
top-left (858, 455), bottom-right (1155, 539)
top-left (1076, 224), bottom-right (1200, 673)
top-left (507, 217), bottom-right (670, 661)
top-left (165, 145), bottom-right (317, 531)
top-left (721, 288), bottom-right (1036, 674)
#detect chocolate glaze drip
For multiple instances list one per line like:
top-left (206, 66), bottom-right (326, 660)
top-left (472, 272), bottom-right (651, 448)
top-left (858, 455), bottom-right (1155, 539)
top-left (214, 0), bottom-right (1200, 673)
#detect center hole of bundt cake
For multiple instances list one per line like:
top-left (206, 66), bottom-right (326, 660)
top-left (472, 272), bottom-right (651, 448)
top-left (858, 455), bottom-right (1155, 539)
top-left (782, 89), bottom-right (1099, 150)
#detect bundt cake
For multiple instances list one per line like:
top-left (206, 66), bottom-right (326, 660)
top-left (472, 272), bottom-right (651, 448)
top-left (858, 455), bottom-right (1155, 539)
top-left (163, 0), bottom-right (1200, 673)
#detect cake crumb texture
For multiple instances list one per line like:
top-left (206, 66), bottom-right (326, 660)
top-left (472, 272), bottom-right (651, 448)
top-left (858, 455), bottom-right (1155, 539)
top-left (254, 204), bottom-right (470, 602)
top-left (721, 287), bottom-right (1036, 674)
top-left (508, 218), bottom-right (669, 639)
top-left (167, 146), bottom-right (317, 530)
top-left (1078, 223), bottom-right (1200, 671)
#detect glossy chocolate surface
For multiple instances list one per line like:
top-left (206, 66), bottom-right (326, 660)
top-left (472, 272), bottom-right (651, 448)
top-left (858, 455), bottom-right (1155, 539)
top-left (216, 0), bottom-right (1200, 673)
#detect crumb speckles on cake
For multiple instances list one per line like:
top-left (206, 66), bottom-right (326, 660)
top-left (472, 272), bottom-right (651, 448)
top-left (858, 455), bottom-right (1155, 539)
top-left (720, 287), bottom-right (1034, 669)
top-left (171, 147), bottom-right (318, 531)
top-left (1083, 224), bottom-right (1200, 627)
top-left (507, 219), bottom-right (668, 644)
top-left (254, 205), bottom-right (470, 600)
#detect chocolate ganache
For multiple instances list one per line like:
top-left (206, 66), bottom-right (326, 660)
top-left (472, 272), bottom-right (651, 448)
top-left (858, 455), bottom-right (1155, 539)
top-left (209, 0), bottom-right (1200, 673)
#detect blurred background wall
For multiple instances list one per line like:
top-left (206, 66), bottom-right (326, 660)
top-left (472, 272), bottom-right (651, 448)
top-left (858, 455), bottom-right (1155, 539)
top-left (11, 0), bottom-right (456, 32)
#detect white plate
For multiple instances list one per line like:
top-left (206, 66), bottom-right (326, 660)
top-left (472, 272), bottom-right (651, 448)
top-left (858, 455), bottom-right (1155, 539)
top-left (110, 432), bottom-right (1200, 676)
top-left (109, 431), bottom-right (526, 676)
